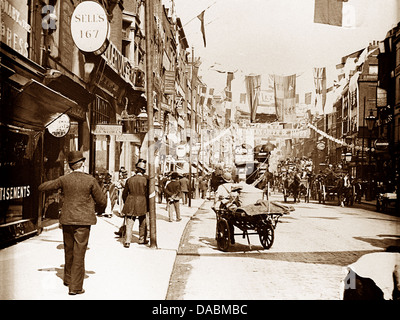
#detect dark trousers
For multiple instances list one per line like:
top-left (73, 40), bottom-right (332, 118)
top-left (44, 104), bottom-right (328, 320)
top-left (62, 225), bottom-right (91, 291)
top-left (182, 192), bottom-right (188, 204)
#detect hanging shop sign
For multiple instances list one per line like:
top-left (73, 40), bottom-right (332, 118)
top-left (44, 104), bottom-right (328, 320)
top-left (176, 144), bottom-right (187, 159)
top-left (47, 114), bottom-right (71, 137)
top-left (70, 1), bottom-right (109, 54)
top-left (374, 139), bottom-right (389, 151)
top-left (316, 141), bottom-right (325, 151)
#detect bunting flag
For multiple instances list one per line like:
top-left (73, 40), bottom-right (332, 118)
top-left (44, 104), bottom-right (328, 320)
top-left (191, 57), bottom-right (201, 86)
top-left (240, 93), bottom-right (246, 104)
top-left (314, 0), bottom-right (353, 27)
top-left (226, 72), bottom-right (235, 91)
top-left (224, 71), bottom-right (234, 102)
top-left (305, 92), bottom-right (312, 105)
top-left (313, 67), bottom-right (327, 112)
top-left (199, 95), bottom-right (205, 106)
top-left (197, 10), bottom-right (206, 47)
top-left (245, 75), bottom-right (262, 123)
top-left (224, 89), bottom-right (232, 102)
top-left (273, 74), bottom-right (296, 123)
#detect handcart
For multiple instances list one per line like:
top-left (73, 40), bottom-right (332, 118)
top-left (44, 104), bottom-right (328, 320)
top-left (212, 200), bottom-right (292, 251)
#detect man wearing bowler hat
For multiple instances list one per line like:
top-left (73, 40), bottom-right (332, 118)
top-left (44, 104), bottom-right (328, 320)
top-left (38, 150), bottom-right (106, 295)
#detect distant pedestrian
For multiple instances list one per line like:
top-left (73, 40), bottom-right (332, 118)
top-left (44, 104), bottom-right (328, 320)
top-left (121, 161), bottom-right (149, 247)
top-left (165, 172), bottom-right (182, 222)
top-left (179, 174), bottom-right (189, 205)
top-left (200, 175), bottom-right (208, 199)
top-left (114, 167), bottom-right (130, 237)
top-left (160, 174), bottom-right (169, 203)
top-left (38, 151), bottom-right (107, 295)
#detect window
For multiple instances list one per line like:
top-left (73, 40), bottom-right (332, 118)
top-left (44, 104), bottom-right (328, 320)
top-left (93, 95), bottom-right (112, 125)
top-left (369, 65), bottom-right (378, 75)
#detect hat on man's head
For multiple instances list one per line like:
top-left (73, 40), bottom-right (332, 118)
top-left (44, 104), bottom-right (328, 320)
top-left (222, 172), bottom-right (232, 182)
top-left (136, 161), bottom-right (146, 171)
top-left (171, 172), bottom-right (179, 180)
top-left (68, 151), bottom-right (86, 165)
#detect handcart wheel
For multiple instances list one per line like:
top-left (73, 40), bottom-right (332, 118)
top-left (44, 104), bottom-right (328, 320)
top-left (216, 219), bottom-right (230, 251)
top-left (259, 223), bottom-right (274, 249)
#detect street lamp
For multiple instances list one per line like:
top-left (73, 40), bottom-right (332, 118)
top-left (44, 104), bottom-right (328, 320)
top-left (366, 109), bottom-right (377, 131)
top-left (365, 109), bottom-right (376, 201)
top-left (135, 108), bottom-right (148, 133)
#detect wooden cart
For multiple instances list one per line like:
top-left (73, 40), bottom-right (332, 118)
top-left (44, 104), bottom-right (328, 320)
top-left (212, 200), bottom-right (291, 251)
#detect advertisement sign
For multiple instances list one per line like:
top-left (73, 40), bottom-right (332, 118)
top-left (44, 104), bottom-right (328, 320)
top-left (70, 1), bottom-right (109, 53)
top-left (0, 0), bottom-right (31, 57)
top-left (92, 124), bottom-right (122, 135)
top-left (47, 114), bottom-right (71, 137)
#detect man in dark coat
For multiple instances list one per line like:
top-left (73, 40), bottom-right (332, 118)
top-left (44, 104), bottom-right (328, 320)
top-left (38, 151), bottom-right (107, 295)
top-left (121, 161), bottom-right (149, 247)
top-left (179, 174), bottom-right (190, 205)
top-left (165, 172), bottom-right (182, 222)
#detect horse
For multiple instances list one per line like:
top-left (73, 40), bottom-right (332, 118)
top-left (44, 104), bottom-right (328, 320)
top-left (336, 174), bottom-right (353, 207)
top-left (289, 175), bottom-right (301, 203)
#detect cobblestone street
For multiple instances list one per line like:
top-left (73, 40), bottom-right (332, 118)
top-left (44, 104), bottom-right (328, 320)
top-left (167, 194), bottom-right (400, 300)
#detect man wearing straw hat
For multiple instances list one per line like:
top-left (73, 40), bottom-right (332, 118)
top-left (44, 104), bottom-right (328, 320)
top-left (38, 151), bottom-right (107, 295)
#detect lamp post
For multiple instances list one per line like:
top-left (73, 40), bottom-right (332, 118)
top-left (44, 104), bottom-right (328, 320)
top-left (145, 0), bottom-right (157, 248)
top-left (365, 109), bottom-right (376, 201)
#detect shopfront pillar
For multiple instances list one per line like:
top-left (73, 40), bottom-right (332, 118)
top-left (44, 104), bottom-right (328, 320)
top-left (109, 134), bottom-right (116, 177)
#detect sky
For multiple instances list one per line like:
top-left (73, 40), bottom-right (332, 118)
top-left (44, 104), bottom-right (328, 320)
top-left (172, 0), bottom-right (399, 106)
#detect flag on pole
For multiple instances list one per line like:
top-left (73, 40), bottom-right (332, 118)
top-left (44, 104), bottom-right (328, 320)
top-left (197, 10), bottom-right (206, 47)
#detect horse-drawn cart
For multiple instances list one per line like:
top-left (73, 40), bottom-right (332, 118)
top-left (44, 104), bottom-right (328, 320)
top-left (212, 200), bottom-right (291, 251)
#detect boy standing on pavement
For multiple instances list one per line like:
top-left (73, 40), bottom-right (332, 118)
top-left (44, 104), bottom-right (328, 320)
top-left (38, 151), bottom-right (107, 295)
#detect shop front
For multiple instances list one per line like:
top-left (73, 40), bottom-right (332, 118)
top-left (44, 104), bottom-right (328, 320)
top-left (0, 46), bottom-right (80, 246)
top-left (86, 42), bottom-right (147, 179)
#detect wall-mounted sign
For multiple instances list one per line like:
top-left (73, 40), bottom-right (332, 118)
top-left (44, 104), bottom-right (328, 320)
top-left (115, 134), bottom-right (141, 143)
top-left (0, 0), bottom-right (31, 57)
top-left (92, 124), bottom-right (122, 135)
top-left (47, 114), bottom-right (71, 137)
top-left (70, 1), bottom-right (109, 53)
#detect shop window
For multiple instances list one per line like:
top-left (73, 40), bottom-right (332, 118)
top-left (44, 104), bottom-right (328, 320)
top-left (93, 95), bottom-right (112, 125)
top-left (0, 126), bottom-right (41, 224)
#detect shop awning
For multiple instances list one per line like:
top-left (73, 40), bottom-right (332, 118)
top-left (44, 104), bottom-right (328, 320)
top-left (10, 80), bottom-right (78, 130)
top-left (45, 73), bottom-right (94, 107)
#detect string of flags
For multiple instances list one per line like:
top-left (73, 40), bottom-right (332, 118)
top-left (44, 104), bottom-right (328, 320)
top-left (307, 122), bottom-right (370, 152)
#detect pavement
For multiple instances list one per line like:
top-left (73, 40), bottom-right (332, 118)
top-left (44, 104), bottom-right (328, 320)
top-left (0, 198), bottom-right (205, 300)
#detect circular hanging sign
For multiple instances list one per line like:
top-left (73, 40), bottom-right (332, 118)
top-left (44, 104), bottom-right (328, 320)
top-left (70, 1), bottom-right (109, 53)
top-left (176, 144), bottom-right (187, 159)
top-left (47, 114), bottom-right (71, 137)
top-left (316, 141), bottom-right (325, 151)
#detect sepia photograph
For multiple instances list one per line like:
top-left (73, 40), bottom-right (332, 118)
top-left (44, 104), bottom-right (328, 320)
top-left (1, 0), bottom-right (399, 307)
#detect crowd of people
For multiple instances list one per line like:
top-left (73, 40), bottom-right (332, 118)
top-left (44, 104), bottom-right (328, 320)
top-left (98, 166), bottom-right (213, 245)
